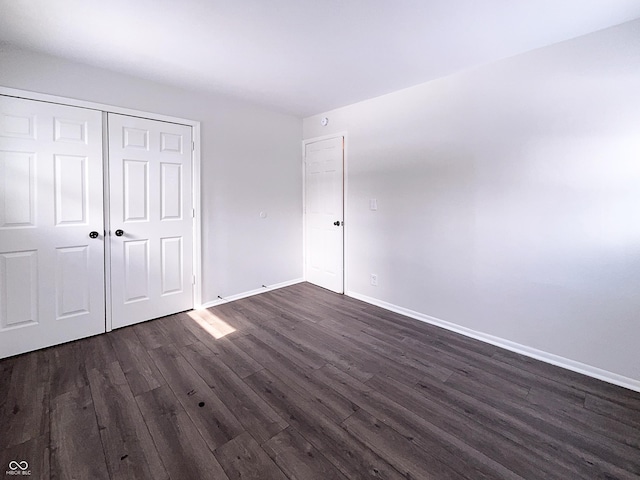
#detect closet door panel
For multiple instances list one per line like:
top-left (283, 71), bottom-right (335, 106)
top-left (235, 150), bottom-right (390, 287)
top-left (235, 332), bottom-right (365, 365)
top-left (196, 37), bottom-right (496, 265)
top-left (108, 114), bottom-right (193, 328)
top-left (0, 96), bottom-right (105, 359)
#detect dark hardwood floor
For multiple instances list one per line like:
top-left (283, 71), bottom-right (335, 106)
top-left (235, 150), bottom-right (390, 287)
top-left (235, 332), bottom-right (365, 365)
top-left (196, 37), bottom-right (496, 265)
top-left (1, 282), bottom-right (639, 479)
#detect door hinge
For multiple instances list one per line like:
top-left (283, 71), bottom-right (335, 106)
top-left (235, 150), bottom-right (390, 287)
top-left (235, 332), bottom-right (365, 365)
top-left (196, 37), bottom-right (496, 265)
top-left (192, 208), bottom-right (196, 218)
top-left (192, 141), bottom-right (195, 152)
top-left (192, 275), bottom-right (196, 285)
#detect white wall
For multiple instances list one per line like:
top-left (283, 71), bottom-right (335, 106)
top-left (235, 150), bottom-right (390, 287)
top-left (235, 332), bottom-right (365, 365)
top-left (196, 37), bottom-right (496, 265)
top-left (304, 19), bottom-right (640, 383)
top-left (0, 44), bottom-right (303, 304)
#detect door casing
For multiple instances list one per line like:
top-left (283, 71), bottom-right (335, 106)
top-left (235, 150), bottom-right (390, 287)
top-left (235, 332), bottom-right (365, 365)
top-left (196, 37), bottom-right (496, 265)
top-left (0, 86), bottom-right (203, 333)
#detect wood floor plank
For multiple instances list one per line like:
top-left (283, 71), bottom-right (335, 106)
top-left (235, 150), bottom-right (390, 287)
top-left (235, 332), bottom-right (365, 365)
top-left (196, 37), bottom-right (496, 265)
top-left (243, 296), bottom-right (322, 334)
top-left (315, 364), bottom-right (525, 480)
top-left (361, 328), bottom-right (531, 393)
top-left (2, 282), bottom-right (639, 479)
top-left (48, 341), bottom-right (88, 400)
top-left (87, 361), bottom-right (168, 480)
top-left (132, 319), bottom-right (173, 351)
top-left (215, 301), bottom-right (264, 331)
top-left (0, 350), bottom-right (50, 449)
top-left (235, 334), bottom-right (359, 423)
top-left (526, 386), bottom-right (640, 455)
top-left (367, 373), bottom-right (575, 480)
top-left (154, 313), bottom-right (201, 347)
top-left (162, 309), bottom-right (261, 375)
top-left (493, 349), bottom-right (640, 410)
top-left (80, 333), bottom-right (118, 372)
top-left (365, 325), bottom-right (587, 406)
top-left (257, 315), bottom-right (377, 383)
top-left (263, 427), bottom-right (350, 480)
top-left (298, 284), bottom-right (497, 359)
top-left (415, 334), bottom-right (581, 403)
top-left (342, 320), bottom-right (528, 399)
top-left (429, 371), bottom-right (639, 478)
top-left (50, 385), bottom-right (110, 480)
top-left (207, 335), bottom-right (264, 379)
top-left (214, 431), bottom-right (288, 480)
top-left (232, 298), bottom-right (299, 331)
top-left (244, 368), bottom-right (405, 480)
top-left (181, 340), bottom-right (288, 444)
top-left (584, 392), bottom-right (640, 429)
top-left (258, 291), bottom-right (326, 325)
top-left (148, 344), bottom-right (244, 450)
top-left (0, 435), bottom-right (49, 480)
top-left (369, 309), bottom-right (498, 358)
top-left (296, 308), bottom-right (456, 385)
top-left (309, 300), bottom-right (585, 408)
top-left (342, 408), bottom-right (463, 480)
top-left (108, 326), bottom-right (166, 396)
top-left (248, 320), bottom-right (327, 372)
top-left (329, 330), bottom-right (446, 387)
top-left (135, 385), bottom-right (229, 480)
top-left (358, 330), bottom-right (455, 383)
top-left (0, 357), bottom-right (14, 409)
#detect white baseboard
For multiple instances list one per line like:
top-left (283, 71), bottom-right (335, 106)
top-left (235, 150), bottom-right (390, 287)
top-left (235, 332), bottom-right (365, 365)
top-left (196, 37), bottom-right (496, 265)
top-left (199, 278), bottom-right (304, 309)
top-left (346, 290), bottom-right (640, 393)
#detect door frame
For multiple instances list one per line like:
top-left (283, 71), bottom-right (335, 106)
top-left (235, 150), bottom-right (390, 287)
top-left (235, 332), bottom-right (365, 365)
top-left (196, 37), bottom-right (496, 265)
top-left (302, 132), bottom-right (348, 293)
top-left (0, 86), bottom-right (203, 331)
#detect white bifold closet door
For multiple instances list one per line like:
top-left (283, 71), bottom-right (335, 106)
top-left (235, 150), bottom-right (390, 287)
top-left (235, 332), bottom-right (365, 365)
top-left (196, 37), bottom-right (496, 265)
top-left (0, 96), bottom-right (105, 358)
top-left (0, 97), bottom-right (195, 359)
top-left (108, 114), bottom-right (193, 328)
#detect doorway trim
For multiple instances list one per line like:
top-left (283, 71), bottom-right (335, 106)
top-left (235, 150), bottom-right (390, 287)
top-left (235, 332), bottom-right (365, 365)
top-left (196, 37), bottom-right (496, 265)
top-left (0, 86), bottom-right (203, 331)
top-left (302, 132), bottom-right (348, 293)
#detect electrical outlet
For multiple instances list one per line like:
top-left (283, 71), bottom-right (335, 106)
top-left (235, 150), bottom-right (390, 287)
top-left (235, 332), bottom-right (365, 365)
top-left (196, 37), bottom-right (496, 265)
top-left (370, 274), bottom-right (378, 286)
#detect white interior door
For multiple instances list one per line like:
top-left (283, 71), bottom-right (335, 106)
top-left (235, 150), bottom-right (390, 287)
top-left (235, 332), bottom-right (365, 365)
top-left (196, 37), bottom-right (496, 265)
top-left (108, 114), bottom-right (193, 328)
top-left (305, 136), bottom-right (344, 293)
top-left (0, 96), bottom-right (105, 358)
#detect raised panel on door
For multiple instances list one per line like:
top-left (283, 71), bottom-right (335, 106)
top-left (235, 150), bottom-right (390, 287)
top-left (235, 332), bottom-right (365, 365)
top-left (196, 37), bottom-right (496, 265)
top-left (0, 111), bottom-right (36, 139)
top-left (304, 137), bottom-right (344, 293)
top-left (0, 96), bottom-right (105, 359)
top-left (55, 246), bottom-right (90, 319)
top-left (109, 114), bottom-right (193, 328)
top-left (160, 163), bottom-right (182, 220)
top-left (123, 239), bottom-right (150, 303)
top-left (0, 151), bottom-right (36, 228)
top-left (123, 159), bottom-right (149, 221)
top-left (0, 250), bottom-right (38, 329)
top-left (161, 236), bottom-right (183, 295)
top-left (54, 154), bottom-right (88, 225)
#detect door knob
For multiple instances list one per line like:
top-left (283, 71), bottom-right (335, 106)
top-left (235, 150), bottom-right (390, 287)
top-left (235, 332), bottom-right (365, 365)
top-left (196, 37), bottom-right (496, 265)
top-left (333, 221), bottom-right (340, 226)
top-left (89, 231), bottom-right (99, 239)
top-left (115, 229), bottom-right (124, 237)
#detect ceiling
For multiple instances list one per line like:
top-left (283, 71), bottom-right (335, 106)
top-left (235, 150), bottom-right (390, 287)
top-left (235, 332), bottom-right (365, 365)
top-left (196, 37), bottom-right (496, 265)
top-left (1, 0), bottom-right (640, 117)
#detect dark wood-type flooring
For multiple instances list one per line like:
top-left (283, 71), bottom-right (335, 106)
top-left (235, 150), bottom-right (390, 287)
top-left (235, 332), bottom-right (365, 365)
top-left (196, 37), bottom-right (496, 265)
top-left (1, 282), bottom-right (640, 479)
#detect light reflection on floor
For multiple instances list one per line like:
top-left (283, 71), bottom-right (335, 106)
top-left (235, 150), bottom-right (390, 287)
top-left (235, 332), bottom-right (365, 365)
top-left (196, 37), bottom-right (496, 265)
top-left (186, 309), bottom-right (237, 339)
